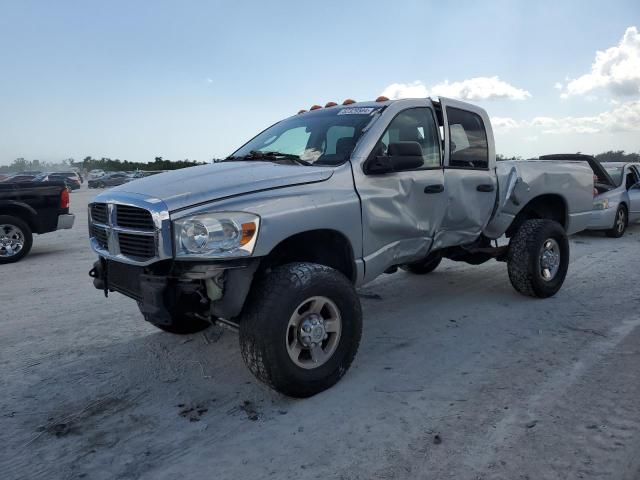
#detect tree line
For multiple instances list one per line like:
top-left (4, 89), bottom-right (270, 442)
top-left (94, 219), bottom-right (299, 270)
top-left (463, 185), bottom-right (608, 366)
top-left (0, 156), bottom-right (209, 174)
top-left (496, 150), bottom-right (639, 162)
top-left (2, 150), bottom-right (638, 173)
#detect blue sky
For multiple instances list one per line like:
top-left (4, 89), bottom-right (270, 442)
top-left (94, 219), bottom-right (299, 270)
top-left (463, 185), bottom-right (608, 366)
top-left (1, 0), bottom-right (639, 164)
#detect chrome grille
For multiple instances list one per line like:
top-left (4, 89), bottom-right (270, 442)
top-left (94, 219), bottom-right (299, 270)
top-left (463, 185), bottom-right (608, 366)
top-left (116, 205), bottom-right (154, 230)
top-left (91, 203), bottom-right (108, 224)
top-left (88, 197), bottom-right (170, 266)
top-left (90, 224), bottom-right (108, 249)
top-left (118, 232), bottom-right (156, 258)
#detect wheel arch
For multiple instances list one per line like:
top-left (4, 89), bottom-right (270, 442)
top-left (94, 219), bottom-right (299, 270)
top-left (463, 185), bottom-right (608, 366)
top-left (618, 200), bottom-right (629, 213)
top-left (259, 229), bottom-right (357, 283)
top-left (0, 202), bottom-right (37, 231)
top-left (506, 194), bottom-right (568, 238)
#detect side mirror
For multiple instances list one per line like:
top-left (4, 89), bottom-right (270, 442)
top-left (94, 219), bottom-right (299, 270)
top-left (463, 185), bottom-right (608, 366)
top-left (365, 141), bottom-right (424, 174)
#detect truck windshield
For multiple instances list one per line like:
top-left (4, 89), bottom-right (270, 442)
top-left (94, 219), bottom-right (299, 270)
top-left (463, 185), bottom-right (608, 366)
top-left (229, 106), bottom-right (382, 166)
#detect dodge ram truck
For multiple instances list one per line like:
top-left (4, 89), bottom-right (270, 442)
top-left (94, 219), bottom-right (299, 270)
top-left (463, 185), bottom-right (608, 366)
top-left (0, 181), bottom-right (75, 263)
top-left (88, 96), bottom-right (594, 397)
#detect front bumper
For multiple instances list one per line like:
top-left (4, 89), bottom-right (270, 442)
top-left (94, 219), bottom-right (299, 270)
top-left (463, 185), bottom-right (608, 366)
top-left (57, 214), bottom-right (75, 230)
top-left (89, 257), bottom-right (259, 323)
top-left (587, 208), bottom-right (616, 230)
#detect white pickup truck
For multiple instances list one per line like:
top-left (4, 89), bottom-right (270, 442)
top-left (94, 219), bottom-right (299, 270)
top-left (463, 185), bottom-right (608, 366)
top-left (88, 96), bottom-right (594, 397)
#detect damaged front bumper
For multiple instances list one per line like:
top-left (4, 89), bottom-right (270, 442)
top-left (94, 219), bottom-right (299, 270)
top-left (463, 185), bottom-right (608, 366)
top-left (89, 257), bottom-right (259, 326)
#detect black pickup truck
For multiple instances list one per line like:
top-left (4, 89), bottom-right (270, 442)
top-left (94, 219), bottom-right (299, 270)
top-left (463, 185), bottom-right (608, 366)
top-left (0, 181), bottom-right (75, 263)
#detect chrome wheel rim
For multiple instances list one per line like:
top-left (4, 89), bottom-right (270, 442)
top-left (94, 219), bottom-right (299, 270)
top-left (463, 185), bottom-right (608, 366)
top-left (615, 208), bottom-right (626, 234)
top-left (286, 296), bottom-right (342, 369)
top-left (0, 224), bottom-right (25, 258)
top-left (539, 238), bottom-right (560, 282)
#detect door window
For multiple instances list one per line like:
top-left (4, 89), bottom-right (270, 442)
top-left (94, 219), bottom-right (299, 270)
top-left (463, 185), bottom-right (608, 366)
top-left (626, 166), bottom-right (640, 190)
top-left (374, 108), bottom-right (441, 170)
top-left (447, 107), bottom-right (489, 169)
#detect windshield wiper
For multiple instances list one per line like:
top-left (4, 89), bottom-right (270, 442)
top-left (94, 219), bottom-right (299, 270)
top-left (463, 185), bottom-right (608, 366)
top-left (225, 150), bottom-right (311, 166)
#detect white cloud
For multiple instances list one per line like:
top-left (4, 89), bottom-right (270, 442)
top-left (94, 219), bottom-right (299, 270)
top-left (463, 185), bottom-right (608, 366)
top-left (530, 100), bottom-right (640, 134)
top-left (491, 117), bottom-right (521, 131)
top-left (490, 101), bottom-right (640, 136)
top-left (553, 82), bottom-right (563, 90)
top-left (563, 26), bottom-right (640, 97)
top-left (381, 76), bottom-right (531, 101)
top-left (380, 81), bottom-right (429, 99)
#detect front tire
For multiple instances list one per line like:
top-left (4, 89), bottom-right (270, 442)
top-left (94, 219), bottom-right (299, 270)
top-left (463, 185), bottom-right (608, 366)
top-left (507, 219), bottom-right (569, 298)
top-left (0, 215), bottom-right (33, 264)
top-left (239, 262), bottom-right (362, 398)
top-left (606, 205), bottom-right (627, 238)
top-left (401, 251), bottom-right (443, 274)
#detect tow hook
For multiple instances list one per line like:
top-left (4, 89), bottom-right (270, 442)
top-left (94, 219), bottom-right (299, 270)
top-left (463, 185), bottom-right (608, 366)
top-left (89, 259), bottom-right (108, 297)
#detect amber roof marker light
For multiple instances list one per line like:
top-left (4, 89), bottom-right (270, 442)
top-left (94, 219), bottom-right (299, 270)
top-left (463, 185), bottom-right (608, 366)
top-left (375, 96), bottom-right (389, 102)
top-left (297, 109), bottom-right (307, 114)
top-left (309, 104), bottom-right (322, 110)
top-left (342, 99), bottom-right (356, 105)
top-left (324, 101), bottom-right (338, 108)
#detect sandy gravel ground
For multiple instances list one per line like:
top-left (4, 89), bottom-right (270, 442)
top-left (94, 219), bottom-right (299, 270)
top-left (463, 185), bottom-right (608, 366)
top-left (1, 187), bottom-right (639, 480)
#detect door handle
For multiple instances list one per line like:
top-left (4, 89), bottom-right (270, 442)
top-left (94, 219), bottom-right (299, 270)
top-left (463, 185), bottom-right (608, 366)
top-left (476, 184), bottom-right (495, 192)
top-left (424, 184), bottom-right (444, 194)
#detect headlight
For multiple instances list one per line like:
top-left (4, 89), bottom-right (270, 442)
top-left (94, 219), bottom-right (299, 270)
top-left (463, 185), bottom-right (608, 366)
top-left (593, 198), bottom-right (610, 210)
top-left (174, 212), bottom-right (260, 259)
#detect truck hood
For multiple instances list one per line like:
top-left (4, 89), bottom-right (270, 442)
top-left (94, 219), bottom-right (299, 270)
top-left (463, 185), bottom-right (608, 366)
top-left (109, 161), bottom-right (334, 211)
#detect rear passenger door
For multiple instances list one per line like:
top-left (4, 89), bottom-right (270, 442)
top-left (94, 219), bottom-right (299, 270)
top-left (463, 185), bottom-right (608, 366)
top-left (435, 99), bottom-right (497, 249)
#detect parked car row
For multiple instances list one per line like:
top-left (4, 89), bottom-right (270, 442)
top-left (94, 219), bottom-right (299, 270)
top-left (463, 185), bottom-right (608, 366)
top-left (0, 171), bottom-right (83, 190)
top-left (0, 170), bottom-right (167, 191)
top-left (87, 170), bottom-right (166, 188)
top-left (87, 172), bottom-right (131, 189)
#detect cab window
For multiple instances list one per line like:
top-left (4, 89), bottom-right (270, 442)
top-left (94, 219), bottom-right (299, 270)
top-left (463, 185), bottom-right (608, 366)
top-left (375, 108), bottom-right (441, 170)
top-left (447, 107), bottom-right (489, 169)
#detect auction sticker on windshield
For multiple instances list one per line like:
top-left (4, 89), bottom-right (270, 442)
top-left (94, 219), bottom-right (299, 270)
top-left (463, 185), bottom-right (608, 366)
top-left (337, 107), bottom-right (376, 115)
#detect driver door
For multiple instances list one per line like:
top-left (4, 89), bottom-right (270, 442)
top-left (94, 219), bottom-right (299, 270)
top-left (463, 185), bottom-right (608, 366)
top-left (627, 165), bottom-right (640, 222)
top-left (354, 106), bottom-right (448, 282)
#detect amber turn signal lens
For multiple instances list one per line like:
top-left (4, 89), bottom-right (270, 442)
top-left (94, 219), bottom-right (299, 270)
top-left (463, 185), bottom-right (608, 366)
top-left (240, 222), bottom-right (257, 246)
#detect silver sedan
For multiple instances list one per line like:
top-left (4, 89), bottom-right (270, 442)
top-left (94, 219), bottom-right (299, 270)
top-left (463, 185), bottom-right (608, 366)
top-left (588, 162), bottom-right (640, 237)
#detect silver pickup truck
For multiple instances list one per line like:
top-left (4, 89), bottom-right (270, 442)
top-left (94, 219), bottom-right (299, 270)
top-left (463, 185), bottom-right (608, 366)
top-left (88, 97), bottom-right (593, 397)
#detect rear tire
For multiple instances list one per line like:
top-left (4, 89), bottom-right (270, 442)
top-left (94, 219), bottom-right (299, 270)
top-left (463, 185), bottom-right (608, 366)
top-left (0, 215), bottom-right (33, 264)
top-left (606, 205), bottom-right (627, 238)
top-left (401, 251), bottom-right (442, 275)
top-left (239, 262), bottom-right (362, 398)
top-left (507, 219), bottom-right (569, 298)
